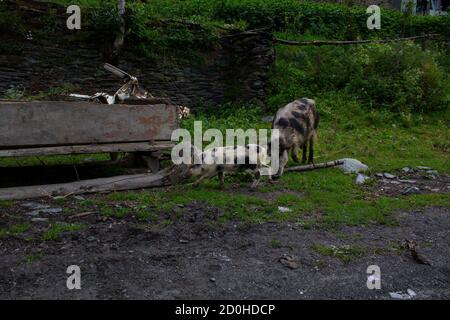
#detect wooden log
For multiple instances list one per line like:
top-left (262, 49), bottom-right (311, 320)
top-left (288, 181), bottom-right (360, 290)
top-left (285, 160), bottom-right (344, 172)
top-left (274, 34), bottom-right (443, 46)
top-left (0, 172), bottom-right (172, 200)
top-left (0, 101), bottom-right (178, 148)
top-left (0, 141), bottom-right (174, 158)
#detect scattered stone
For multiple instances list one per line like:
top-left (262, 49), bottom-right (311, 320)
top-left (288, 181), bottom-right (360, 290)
top-left (389, 289), bottom-right (417, 300)
top-left (338, 158), bottom-right (369, 173)
top-left (261, 115), bottom-right (274, 123)
top-left (389, 292), bottom-right (411, 300)
top-left (355, 174), bottom-right (370, 185)
top-left (21, 202), bottom-right (49, 210)
top-left (210, 277), bottom-right (216, 282)
top-left (87, 236), bottom-right (97, 242)
top-left (26, 207), bottom-right (62, 216)
top-left (398, 179), bottom-right (417, 184)
top-left (31, 217), bottom-right (49, 223)
top-left (375, 173), bottom-right (384, 178)
top-left (179, 239), bottom-right (189, 244)
top-left (426, 170), bottom-right (438, 175)
top-left (74, 196), bottom-right (85, 201)
top-left (407, 289), bottom-right (417, 298)
top-left (278, 206), bottom-right (292, 213)
top-left (426, 173), bottom-right (437, 180)
top-left (382, 179), bottom-right (400, 184)
top-left (279, 254), bottom-right (300, 270)
top-left (416, 166), bottom-right (432, 170)
top-left (46, 208), bottom-right (63, 214)
top-left (26, 210), bottom-right (42, 217)
top-left (401, 167), bottom-right (412, 173)
top-left (403, 239), bottom-right (431, 265)
top-left (402, 187), bottom-right (420, 195)
top-left (383, 173), bottom-right (396, 179)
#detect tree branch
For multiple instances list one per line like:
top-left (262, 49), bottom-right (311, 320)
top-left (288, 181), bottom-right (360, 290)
top-left (274, 34), bottom-right (445, 46)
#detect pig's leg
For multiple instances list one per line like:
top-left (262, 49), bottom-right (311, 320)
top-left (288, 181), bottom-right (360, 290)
top-left (218, 172), bottom-right (225, 188)
top-left (251, 170), bottom-right (261, 189)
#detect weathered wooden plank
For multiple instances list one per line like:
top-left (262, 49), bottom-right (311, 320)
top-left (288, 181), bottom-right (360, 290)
top-left (0, 142), bottom-right (174, 158)
top-left (0, 101), bottom-right (178, 148)
top-left (0, 172), bottom-right (172, 200)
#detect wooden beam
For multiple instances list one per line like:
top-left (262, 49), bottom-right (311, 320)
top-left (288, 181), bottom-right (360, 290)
top-left (274, 34), bottom-right (444, 46)
top-left (285, 160), bottom-right (344, 172)
top-left (0, 101), bottom-right (178, 148)
top-left (0, 172), bottom-right (172, 200)
top-left (0, 142), bottom-right (174, 158)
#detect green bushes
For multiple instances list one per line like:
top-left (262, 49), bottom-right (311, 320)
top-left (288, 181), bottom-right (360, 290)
top-left (348, 43), bottom-right (449, 112)
top-left (54, 0), bottom-right (449, 39)
top-left (269, 41), bottom-right (449, 113)
top-left (130, 0), bottom-right (449, 38)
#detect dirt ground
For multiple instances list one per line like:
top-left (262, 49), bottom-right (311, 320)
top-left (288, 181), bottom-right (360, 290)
top-left (1, 200), bottom-right (449, 299)
top-left (0, 163), bottom-right (449, 299)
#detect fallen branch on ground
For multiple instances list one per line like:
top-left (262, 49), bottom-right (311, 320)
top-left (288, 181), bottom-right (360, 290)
top-left (274, 34), bottom-right (444, 46)
top-left (285, 160), bottom-right (344, 172)
top-left (0, 160), bottom-right (344, 200)
top-left (0, 171), bottom-right (172, 201)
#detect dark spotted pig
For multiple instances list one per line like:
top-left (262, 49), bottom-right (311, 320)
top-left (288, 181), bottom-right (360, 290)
top-left (272, 98), bottom-right (319, 177)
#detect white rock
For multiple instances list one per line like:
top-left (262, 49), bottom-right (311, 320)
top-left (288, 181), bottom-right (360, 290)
top-left (262, 116), bottom-right (274, 123)
top-left (31, 218), bottom-right (49, 223)
top-left (407, 289), bottom-right (417, 298)
top-left (383, 173), bottom-right (396, 179)
top-left (389, 292), bottom-right (411, 300)
top-left (338, 158), bottom-right (369, 174)
top-left (20, 202), bottom-right (50, 210)
top-left (402, 186), bottom-right (420, 195)
top-left (416, 166), bottom-right (432, 170)
top-left (398, 179), bottom-right (417, 184)
top-left (278, 206), bottom-right (292, 213)
top-left (26, 207), bottom-right (62, 216)
top-left (355, 174), bottom-right (370, 185)
top-left (401, 167), bottom-right (412, 173)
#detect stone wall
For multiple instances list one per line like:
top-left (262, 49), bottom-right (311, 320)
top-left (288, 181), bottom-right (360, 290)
top-left (0, 4), bottom-right (274, 108)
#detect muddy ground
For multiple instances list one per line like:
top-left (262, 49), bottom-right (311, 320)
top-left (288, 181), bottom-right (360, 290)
top-left (0, 165), bottom-right (449, 300)
top-left (1, 204), bottom-right (449, 299)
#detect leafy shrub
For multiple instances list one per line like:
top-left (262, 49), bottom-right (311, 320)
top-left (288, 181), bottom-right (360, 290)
top-left (269, 40), bottom-right (449, 113)
top-left (347, 43), bottom-right (449, 112)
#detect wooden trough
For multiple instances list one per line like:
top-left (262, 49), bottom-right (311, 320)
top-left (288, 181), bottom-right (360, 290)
top-left (0, 99), bottom-right (180, 200)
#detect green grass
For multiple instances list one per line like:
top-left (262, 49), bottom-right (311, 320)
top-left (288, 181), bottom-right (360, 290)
top-left (80, 193), bottom-right (162, 220)
top-left (0, 223), bottom-right (30, 238)
top-left (1, 1), bottom-right (448, 229)
top-left (269, 239), bottom-right (282, 248)
top-left (0, 200), bottom-right (14, 208)
top-left (1, 95), bottom-right (448, 228)
top-left (41, 223), bottom-right (84, 241)
top-left (0, 153), bottom-right (109, 167)
top-left (25, 253), bottom-right (43, 264)
top-left (313, 244), bottom-right (367, 263)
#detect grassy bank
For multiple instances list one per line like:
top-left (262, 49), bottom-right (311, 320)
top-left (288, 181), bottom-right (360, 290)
top-left (1, 0), bottom-right (448, 228)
